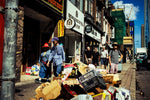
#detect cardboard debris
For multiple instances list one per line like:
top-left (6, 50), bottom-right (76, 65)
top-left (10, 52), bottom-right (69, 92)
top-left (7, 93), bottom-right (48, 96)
top-left (32, 61), bottom-right (129, 100)
top-left (63, 78), bottom-right (79, 85)
top-left (73, 61), bottom-right (88, 75)
top-left (35, 80), bottom-right (61, 100)
top-left (103, 74), bottom-right (114, 83)
top-left (30, 98), bottom-right (36, 100)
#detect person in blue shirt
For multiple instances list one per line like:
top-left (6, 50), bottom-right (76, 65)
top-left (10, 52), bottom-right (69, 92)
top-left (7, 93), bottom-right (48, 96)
top-left (47, 37), bottom-right (65, 76)
top-left (35, 43), bottom-right (51, 83)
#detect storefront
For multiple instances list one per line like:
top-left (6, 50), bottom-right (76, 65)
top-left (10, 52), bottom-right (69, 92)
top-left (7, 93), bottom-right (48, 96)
top-left (84, 23), bottom-right (101, 52)
top-left (20, 0), bottom-right (64, 74)
top-left (64, 0), bottom-right (84, 63)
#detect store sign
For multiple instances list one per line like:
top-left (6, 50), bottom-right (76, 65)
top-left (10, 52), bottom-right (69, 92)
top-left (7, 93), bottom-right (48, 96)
top-left (41, 0), bottom-right (64, 14)
top-left (85, 25), bottom-right (92, 33)
top-left (85, 23), bottom-right (101, 42)
top-left (64, 18), bottom-right (75, 29)
top-left (66, 0), bottom-right (84, 34)
top-left (58, 20), bottom-right (64, 37)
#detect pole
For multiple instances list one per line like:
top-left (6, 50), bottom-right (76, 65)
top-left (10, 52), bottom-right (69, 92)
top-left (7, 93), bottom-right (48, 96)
top-left (82, 34), bottom-right (85, 62)
top-left (1, 0), bottom-right (18, 100)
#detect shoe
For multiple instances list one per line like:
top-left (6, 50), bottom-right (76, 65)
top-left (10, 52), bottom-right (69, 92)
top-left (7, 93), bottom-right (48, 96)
top-left (46, 79), bottom-right (51, 83)
top-left (35, 78), bottom-right (42, 84)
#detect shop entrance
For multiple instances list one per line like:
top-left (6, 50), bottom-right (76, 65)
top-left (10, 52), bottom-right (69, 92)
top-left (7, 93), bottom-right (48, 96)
top-left (22, 16), bottom-right (40, 71)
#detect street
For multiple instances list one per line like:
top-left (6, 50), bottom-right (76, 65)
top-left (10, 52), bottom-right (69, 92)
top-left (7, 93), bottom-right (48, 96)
top-left (136, 64), bottom-right (150, 100)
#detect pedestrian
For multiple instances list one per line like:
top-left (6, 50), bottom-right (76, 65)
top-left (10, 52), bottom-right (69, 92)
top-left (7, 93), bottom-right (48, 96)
top-left (85, 46), bottom-right (92, 64)
top-left (108, 42), bottom-right (123, 74)
top-left (92, 48), bottom-right (100, 67)
top-left (100, 46), bottom-right (109, 69)
top-left (35, 43), bottom-right (51, 83)
top-left (47, 37), bottom-right (65, 77)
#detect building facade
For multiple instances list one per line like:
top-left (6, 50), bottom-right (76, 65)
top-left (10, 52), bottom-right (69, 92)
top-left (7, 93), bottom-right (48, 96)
top-left (64, 0), bottom-right (84, 62)
top-left (84, 0), bottom-right (103, 52)
top-left (0, 0), bottom-right (115, 82)
top-left (16, 0), bottom-right (64, 81)
top-left (141, 24), bottom-right (145, 47)
top-left (144, 0), bottom-right (150, 48)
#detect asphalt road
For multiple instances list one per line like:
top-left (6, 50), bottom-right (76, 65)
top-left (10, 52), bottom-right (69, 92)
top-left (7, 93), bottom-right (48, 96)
top-left (136, 64), bottom-right (150, 100)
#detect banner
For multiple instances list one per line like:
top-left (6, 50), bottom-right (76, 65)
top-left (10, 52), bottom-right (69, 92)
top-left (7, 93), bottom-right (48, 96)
top-left (58, 20), bottom-right (64, 37)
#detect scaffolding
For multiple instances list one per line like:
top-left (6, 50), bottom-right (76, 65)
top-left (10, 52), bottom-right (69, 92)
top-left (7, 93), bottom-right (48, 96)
top-left (111, 9), bottom-right (126, 45)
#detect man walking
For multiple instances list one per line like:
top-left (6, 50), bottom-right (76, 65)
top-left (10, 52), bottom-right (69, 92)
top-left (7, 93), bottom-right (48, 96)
top-left (92, 48), bottom-right (100, 67)
top-left (47, 37), bottom-right (65, 77)
top-left (100, 46), bottom-right (109, 69)
top-left (109, 42), bottom-right (123, 74)
top-left (85, 46), bottom-right (92, 64)
top-left (35, 43), bottom-right (51, 83)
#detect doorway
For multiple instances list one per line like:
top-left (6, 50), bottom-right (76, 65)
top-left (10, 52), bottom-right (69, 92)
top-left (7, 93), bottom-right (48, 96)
top-left (22, 16), bottom-right (40, 70)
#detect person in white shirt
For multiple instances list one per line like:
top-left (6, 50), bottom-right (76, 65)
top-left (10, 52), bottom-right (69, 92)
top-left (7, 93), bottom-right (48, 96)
top-left (100, 46), bottom-right (109, 69)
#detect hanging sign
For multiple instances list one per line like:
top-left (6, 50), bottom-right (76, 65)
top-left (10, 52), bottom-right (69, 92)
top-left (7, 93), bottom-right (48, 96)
top-left (58, 20), bottom-right (64, 37)
top-left (85, 25), bottom-right (92, 33)
top-left (41, 0), bottom-right (64, 14)
top-left (64, 18), bottom-right (75, 29)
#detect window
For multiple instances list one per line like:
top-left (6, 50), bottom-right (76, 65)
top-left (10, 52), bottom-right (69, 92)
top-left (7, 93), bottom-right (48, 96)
top-left (90, 0), bottom-right (93, 16)
top-left (96, 7), bottom-right (101, 24)
top-left (69, 0), bottom-right (83, 12)
top-left (85, 0), bottom-right (94, 16)
top-left (70, 0), bottom-right (75, 5)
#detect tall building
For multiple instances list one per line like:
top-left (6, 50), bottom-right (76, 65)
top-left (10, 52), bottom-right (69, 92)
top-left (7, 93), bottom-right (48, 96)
top-left (144, 0), bottom-right (150, 48)
top-left (141, 24), bottom-right (145, 47)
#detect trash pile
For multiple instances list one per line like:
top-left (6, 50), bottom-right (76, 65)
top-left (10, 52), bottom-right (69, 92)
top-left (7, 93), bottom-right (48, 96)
top-left (31, 61), bottom-right (131, 100)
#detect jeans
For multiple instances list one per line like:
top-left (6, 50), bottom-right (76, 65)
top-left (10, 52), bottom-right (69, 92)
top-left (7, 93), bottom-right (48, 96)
top-left (39, 63), bottom-right (51, 78)
top-left (53, 63), bottom-right (62, 76)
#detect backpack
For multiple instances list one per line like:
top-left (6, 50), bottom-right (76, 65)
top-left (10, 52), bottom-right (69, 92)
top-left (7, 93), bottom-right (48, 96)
top-left (110, 50), bottom-right (121, 57)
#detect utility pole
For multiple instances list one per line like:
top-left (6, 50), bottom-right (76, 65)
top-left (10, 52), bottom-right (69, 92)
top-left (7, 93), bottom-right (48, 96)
top-left (1, 0), bottom-right (18, 100)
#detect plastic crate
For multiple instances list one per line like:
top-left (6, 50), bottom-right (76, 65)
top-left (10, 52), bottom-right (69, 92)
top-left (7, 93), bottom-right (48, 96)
top-left (78, 70), bottom-right (106, 91)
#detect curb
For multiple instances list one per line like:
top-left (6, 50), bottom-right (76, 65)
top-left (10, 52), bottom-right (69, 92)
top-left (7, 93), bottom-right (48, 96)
top-left (15, 80), bottom-right (35, 87)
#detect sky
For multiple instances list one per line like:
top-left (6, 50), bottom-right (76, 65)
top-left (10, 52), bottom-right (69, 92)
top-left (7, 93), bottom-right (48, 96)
top-left (111, 0), bottom-right (144, 49)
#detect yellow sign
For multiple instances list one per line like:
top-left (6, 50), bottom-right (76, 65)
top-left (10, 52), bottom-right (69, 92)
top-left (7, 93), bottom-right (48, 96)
top-left (58, 20), bottom-right (64, 37)
top-left (41, 0), bottom-right (64, 14)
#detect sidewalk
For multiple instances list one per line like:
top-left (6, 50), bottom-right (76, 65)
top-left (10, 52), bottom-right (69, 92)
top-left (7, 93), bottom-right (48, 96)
top-left (15, 74), bottom-right (39, 87)
top-left (120, 62), bottom-right (136, 100)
